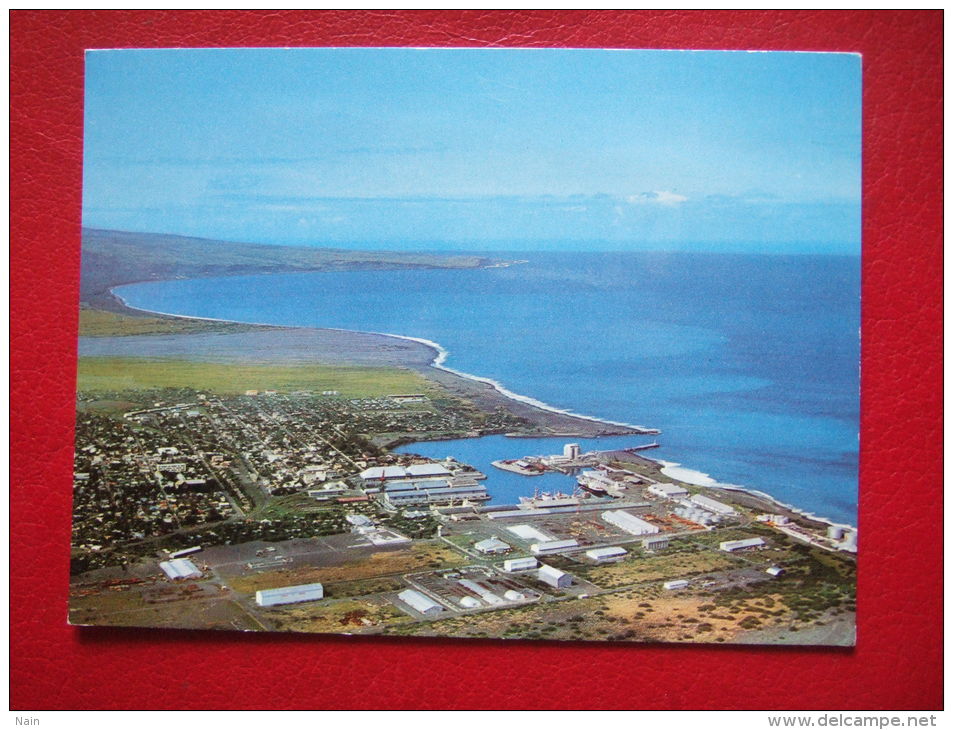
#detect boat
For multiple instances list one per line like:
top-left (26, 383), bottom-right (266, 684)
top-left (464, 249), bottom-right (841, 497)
top-left (518, 488), bottom-right (581, 509)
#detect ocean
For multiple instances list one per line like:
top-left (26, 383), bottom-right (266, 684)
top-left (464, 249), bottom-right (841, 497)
top-left (113, 251), bottom-right (860, 525)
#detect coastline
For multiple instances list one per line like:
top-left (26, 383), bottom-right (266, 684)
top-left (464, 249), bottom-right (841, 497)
top-left (106, 286), bottom-right (644, 438)
top-left (104, 284), bottom-right (853, 532)
top-left (657, 459), bottom-right (854, 531)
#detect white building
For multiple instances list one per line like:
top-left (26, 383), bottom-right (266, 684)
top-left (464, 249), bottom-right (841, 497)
top-left (256, 582), bottom-right (324, 607)
top-left (648, 483), bottom-right (689, 499)
top-left (537, 564), bottom-right (572, 589)
top-left (531, 539), bottom-right (579, 555)
top-left (719, 537), bottom-right (766, 552)
top-left (690, 494), bottom-right (737, 516)
top-left (586, 546), bottom-right (628, 562)
top-left (506, 524), bottom-right (552, 542)
top-left (346, 514), bottom-right (373, 528)
top-left (663, 579), bottom-right (689, 590)
top-left (405, 463), bottom-right (451, 478)
top-left (601, 509), bottom-right (660, 536)
top-left (766, 566), bottom-right (785, 577)
top-left (397, 589), bottom-right (443, 616)
top-left (502, 557), bottom-right (539, 572)
top-left (474, 537), bottom-right (512, 555)
top-left (563, 443), bottom-right (580, 460)
top-left (359, 466), bottom-right (407, 481)
top-left (459, 579), bottom-right (504, 605)
top-left (159, 558), bottom-right (202, 581)
top-left (839, 529), bottom-right (858, 552)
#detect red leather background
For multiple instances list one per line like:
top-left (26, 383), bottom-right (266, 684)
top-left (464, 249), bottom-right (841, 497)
top-left (10, 11), bottom-right (942, 710)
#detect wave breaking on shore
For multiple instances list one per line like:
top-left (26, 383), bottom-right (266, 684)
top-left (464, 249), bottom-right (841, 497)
top-left (109, 285), bottom-right (853, 531)
top-left (655, 459), bottom-right (853, 530)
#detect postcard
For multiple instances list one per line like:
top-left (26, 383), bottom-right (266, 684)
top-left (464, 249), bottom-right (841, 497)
top-left (71, 48), bottom-right (859, 645)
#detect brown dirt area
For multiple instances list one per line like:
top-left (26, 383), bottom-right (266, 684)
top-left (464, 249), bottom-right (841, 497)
top-left (225, 543), bottom-right (466, 594)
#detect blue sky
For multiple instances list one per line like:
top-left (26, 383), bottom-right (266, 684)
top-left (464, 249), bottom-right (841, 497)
top-left (83, 48), bottom-right (861, 253)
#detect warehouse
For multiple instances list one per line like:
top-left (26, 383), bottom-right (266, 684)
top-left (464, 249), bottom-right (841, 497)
top-left (405, 463), bottom-right (451, 478)
top-left (159, 558), bottom-right (202, 581)
top-left (664, 579), bottom-right (689, 590)
top-left (397, 589), bottom-right (443, 616)
top-left (506, 524), bottom-right (552, 542)
top-left (601, 509), bottom-right (660, 536)
top-left (458, 579), bottom-right (504, 605)
top-left (691, 494), bottom-right (737, 516)
top-left (719, 537), bottom-right (765, 552)
top-left (648, 483), bottom-right (689, 499)
top-left (585, 546), bottom-right (628, 563)
top-left (531, 538), bottom-right (579, 555)
top-left (537, 564), bottom-right (572, 589)
top-left (255, 582), bottom-right (324, 607)
top-left (474, 537), bottom-right (512, 555)
top-left (359, 465), bottom-right (408, 481)
top-left (502, 557), bottom-right (539, 572)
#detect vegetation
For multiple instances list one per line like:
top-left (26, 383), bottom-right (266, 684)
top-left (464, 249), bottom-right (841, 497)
top-left (77, 357), bottom-right (440, 398)
top-left (78, 307), bottom-right (267, 337)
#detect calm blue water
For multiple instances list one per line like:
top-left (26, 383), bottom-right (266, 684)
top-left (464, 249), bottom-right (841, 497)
top-left (115, 252), bottom-right (860, 524)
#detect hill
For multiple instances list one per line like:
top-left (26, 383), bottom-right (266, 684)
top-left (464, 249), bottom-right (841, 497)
top-left (80, 228), bottom-right (493, 309)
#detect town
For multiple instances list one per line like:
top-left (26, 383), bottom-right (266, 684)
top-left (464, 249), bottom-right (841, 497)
top-left (71, 384), bottom-right (856, 644)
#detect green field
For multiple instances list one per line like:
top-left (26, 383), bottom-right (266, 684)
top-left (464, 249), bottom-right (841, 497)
top-left (76, 356), bottom-right (441, 397)
top-left (78, 308), bottom-right (256, 337)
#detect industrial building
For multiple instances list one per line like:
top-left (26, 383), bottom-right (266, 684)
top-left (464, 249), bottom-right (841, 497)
top-left (585, 546), bottom-right (628, 562)
top-left (506, 524), bottom-right (552, 542)
top-left (673, 501), bottom-right (720, 526)
top-left (642, 535), bottom-right (670, 551)
top-left (827, 525), bottom-right (846, 541)
top-left (531, 538), bottom-right (579, 555)
top-left (502, 557), bottom-right (539, 572)
top-left (397, 589), bottom-right (443, 616)
top-left (719, 537), bottom-right (766, 552)
top-left (601, 509), bottom-right (660, 536)
top-left (537, 564), bottom-right (572, 589)
top-left (361, 463), bottom-right (452, 482)
top-left (648, 483), bottom-right (689, 499)
top-left (690, 494), bottom-right (737, 516)
top-left (159, 558), bottom-right (202, 581)
top-left (838, 529), bottom-right (858, 552)
top-left (359, 465), bottom-right (408, 482)
top-left (378, 478), bottom-right (489, 508)
top-left (255, 582), bottom-right (324, 607)
top-left (664, 579), bottom-right (689, 590)
top-left (405, 463), bottom-right (452, 478)
top-left (474, 537), bottom-right (512, 555)
top-left (459, 579), bottom-right (504, 605)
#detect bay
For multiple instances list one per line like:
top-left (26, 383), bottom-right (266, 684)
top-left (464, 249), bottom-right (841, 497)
top-left (114, 251), bottom-right (860, 525)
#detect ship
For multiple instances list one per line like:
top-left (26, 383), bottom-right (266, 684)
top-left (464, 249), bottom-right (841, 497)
top-left (518, 487), bottom-right (581, 509)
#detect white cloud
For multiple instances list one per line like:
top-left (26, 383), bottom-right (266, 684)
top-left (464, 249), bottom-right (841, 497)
top-left (626, 191), bottom-right (688, 206)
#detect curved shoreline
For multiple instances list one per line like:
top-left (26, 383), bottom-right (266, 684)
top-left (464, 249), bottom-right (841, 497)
top-left (111, 285), bottom-right (655, 435)
top-left (109, 284), bottom-right (853, 531)
top-left (657, 460), bottom-right (854, 531)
